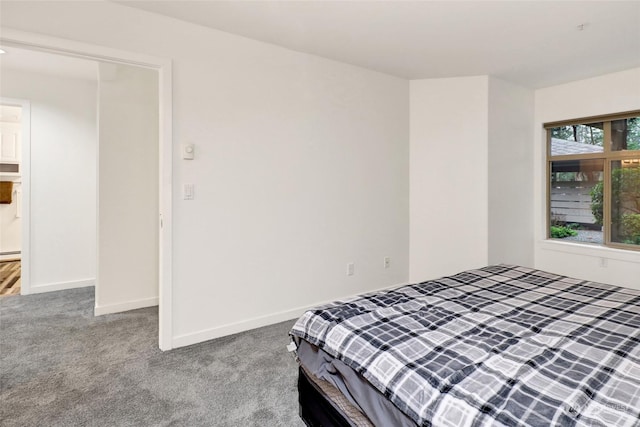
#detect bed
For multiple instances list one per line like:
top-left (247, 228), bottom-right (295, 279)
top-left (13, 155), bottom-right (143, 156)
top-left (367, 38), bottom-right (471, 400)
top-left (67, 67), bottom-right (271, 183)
top-left (289, 265), bottom-right (640, 427)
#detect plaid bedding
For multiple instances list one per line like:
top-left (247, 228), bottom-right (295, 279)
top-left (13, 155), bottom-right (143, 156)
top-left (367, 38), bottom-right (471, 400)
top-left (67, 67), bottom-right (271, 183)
top-left (290, 265), bottom-right (640, 427)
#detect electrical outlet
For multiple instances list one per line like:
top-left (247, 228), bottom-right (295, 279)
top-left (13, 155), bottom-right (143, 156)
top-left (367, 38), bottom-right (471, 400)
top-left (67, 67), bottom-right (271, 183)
top-left (384, 257), bottom-right (391, 269)
top-left (347, 263), bottom-right (355, 276)
top-left (599, 257), bottom-right (608, 268)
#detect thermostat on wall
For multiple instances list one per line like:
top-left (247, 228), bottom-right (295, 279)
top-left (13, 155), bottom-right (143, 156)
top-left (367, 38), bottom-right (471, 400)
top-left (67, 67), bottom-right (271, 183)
top-left (182, 144), bottom-right (195, 160)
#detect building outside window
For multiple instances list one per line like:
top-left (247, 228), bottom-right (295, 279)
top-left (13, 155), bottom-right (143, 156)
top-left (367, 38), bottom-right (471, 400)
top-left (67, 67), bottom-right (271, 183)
top-left (546, 112), bottom-right (640, 250)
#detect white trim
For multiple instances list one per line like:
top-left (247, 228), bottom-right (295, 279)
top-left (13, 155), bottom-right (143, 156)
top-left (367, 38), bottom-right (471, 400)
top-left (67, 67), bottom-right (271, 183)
top-left (172, 281), bottom-right (410, 349)
top-left (158, 57), bottom-right (173, 351)
top-left (0, 29), bottom-right (166, 70)
top-left (1, 28), bottom-right (174, 350)
top-left (0, 254), bottom-right (21, 262)
top-left (0, 97), bottom-right (31, 295)
top-left (29, 278), bottom-right (94, 294)
top-left (538, 240), bottom-right (640, 263)
top-left (95, 296), bottom-right (159, 316)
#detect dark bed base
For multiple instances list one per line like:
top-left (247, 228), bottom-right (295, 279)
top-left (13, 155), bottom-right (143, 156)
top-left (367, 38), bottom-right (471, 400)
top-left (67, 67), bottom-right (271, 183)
top-left (298, 367), bottom-right (352, 427)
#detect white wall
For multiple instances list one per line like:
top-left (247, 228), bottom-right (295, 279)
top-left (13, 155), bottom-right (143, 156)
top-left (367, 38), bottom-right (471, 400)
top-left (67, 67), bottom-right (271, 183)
top-left (0, 68), bottom-right (97, 292)
top-left (1, 1), bottom-right (410, 347)
top-left (488, 77), bottom-right (534, 267)
top-left (0, 179), bottom-right (21, 256)
top-left (95, 63), bottom-right (159, 315)
top-left (409, 76), bottom-right (489, 282)
top-left (534, 68), bottom-right (640, 289)
top-left (409, 76), bottom-right (534, 282)
top-left (0, 182), bottom-right (21, 255)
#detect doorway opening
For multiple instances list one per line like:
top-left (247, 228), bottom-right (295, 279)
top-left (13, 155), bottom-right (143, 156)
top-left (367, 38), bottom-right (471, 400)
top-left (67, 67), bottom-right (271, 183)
top-left (0, 30), bottom-right (173, 350)
top-left (0, 103), bottom-right (25, 296)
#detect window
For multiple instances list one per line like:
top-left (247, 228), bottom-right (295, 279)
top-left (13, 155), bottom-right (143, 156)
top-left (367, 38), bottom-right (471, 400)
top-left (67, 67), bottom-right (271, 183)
top-left (546, 112), bottom-right (640, 250)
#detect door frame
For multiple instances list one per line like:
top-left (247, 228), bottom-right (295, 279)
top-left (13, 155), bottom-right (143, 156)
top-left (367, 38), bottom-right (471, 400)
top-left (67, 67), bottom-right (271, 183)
top-left (0, 98), bottom-right (30, 287)
top-left (0, 28), bottom-right (174, 351)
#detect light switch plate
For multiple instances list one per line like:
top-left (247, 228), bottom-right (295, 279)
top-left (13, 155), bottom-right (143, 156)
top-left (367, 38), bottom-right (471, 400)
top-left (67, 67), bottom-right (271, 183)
top-left (184, 183), bottom-right (194, 200)
top-left (182, 144), bottom-right (195, 160)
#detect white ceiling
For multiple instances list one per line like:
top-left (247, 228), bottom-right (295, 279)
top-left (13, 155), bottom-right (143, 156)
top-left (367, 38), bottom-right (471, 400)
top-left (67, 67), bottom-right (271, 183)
top-left (0, 46), bottom-right (97, 81)
top-left (116, 0), bottom-right (640, 88)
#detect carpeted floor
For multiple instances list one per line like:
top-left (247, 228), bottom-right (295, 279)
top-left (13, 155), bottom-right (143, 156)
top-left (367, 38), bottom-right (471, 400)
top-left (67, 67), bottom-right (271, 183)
top-left (0, 287), bottom-right (304, 427)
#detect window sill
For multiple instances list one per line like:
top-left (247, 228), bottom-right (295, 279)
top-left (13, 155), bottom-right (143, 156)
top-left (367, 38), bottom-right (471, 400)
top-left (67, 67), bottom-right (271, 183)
top-left (539, 239), bottom-right (640, 263)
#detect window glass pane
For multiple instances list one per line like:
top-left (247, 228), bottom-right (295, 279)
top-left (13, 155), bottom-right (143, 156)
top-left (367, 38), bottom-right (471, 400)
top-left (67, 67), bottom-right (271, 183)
top-left (550, 123), bottom-right (604, 156)
top-left (611, 117), bottom-right (640, 151)
top-left (611, 159), bottom-right (640, 246)
top-left (550, 159), bottom-right (603, 244)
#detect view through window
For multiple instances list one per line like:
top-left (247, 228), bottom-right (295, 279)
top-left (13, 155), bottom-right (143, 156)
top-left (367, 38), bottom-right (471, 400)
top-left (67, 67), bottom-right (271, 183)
top-left (547, 113), bottom-right (640, 250)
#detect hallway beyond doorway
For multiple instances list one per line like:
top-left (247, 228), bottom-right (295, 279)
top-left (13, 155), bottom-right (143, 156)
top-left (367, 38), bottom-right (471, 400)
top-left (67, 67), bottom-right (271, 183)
top-left (0, 259), bottom-right (20, 296)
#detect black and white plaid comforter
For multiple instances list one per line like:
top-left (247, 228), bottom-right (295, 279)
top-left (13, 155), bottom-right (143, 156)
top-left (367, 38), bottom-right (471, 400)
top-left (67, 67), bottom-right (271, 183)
top-left (290, 265), bottom-right (640, 427)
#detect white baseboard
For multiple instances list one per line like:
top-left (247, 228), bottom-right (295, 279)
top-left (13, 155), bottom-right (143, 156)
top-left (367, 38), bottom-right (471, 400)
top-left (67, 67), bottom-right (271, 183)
top-left (27, 278), bottom-right (94, 295)
top-left (95, 296), bottom-right (158, 316)
top-left (171, 306), bottom-right (306, 349)
top-left (0, 254), bottom-right (21, 262)
top-left (171, 281), bottom-right (410, 349)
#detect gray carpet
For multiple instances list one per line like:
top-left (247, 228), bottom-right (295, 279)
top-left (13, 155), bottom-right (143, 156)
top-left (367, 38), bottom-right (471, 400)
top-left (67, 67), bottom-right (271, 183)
top-left (0, 288), bottom-right (304, 426)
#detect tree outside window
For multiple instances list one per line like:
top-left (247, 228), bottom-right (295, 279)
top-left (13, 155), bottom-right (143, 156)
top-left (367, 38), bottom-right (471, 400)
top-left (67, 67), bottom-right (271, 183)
top-left (547, 113), bottom-right (640, 250)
